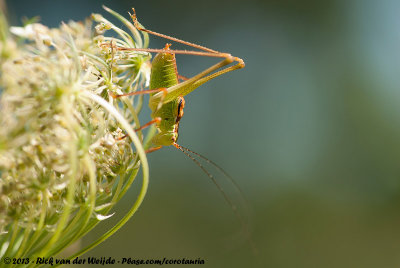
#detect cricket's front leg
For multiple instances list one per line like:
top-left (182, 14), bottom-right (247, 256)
top-left (145, 146), bottom-right (162, 154)
top-left (116, 117), bottom-right (161, 141)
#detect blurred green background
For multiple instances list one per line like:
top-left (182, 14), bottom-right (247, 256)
top-left (5, 0), bottom-right (400, 267)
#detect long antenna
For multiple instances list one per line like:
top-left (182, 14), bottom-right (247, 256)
top-left (173, 142), bottom-right (257, 253)
top-left (178, 144), bottom-right (249, 211)
top-left (173, 143), bottom-right (236, 209)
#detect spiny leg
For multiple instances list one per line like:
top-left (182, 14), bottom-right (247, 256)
top-left (112, 46), bottom-right (244, 101)
top-left (117, 46), bottom-right (237, 59)
top-left (147, 51), bottom-right (244, 105)
top-left (111, 45), bottom-right (245, 103)
top-left (129, 7), bottom-right (245, 76)
top-left (130, 8), bottom-right (219, 54)
top-left (108, 9), bottom-right (245, 105)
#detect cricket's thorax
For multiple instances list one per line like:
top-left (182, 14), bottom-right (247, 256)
top-left (149, 47), bottom-right (186, 146)
top-left (151, 96), bottom-right (185, 146)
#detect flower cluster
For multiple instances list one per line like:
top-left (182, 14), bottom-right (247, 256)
top-left (0, 7), bottom-right (151, 261)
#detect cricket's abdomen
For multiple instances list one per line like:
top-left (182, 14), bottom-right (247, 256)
top-left (149, 51), bottom-right (178, 91)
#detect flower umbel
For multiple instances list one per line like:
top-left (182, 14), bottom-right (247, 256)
top-left (0, 7), bottom-right (151, 263)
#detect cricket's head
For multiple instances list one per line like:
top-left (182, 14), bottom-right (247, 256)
top-left (152, 131), bottom-right (178, 146)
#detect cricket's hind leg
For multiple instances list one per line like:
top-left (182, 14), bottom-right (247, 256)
top-left (129, 8), bottom-right (219, 54)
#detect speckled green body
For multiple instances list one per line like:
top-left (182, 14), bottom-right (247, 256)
top-left (149, 52), bottom-right (184, 146)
